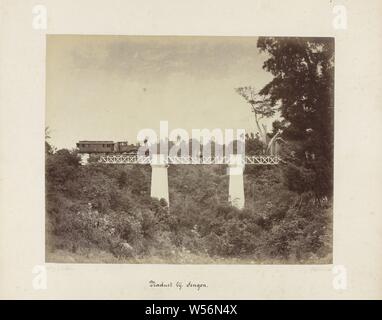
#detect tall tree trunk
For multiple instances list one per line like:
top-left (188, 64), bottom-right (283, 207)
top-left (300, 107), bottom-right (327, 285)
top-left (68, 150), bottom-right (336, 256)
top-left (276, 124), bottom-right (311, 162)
top-left (254, 112), bottom-right (267, 145)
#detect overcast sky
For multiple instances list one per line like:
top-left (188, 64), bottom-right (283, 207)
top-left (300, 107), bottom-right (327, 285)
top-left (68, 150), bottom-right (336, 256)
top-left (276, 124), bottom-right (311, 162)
top-left (46, 35), bottom-right (277, 149)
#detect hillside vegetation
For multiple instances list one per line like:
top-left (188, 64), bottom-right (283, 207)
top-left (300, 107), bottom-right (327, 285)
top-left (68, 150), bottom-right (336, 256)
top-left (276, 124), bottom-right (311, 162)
top-left (45, 145), bottom-right (332, 264)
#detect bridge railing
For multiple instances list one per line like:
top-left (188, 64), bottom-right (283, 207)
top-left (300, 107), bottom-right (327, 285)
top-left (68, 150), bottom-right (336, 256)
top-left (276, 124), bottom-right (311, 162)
top-left (98, 154), bottom-right (281, 165)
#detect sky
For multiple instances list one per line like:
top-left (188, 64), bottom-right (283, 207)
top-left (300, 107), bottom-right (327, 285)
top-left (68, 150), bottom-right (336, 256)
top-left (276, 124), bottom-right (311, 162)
top-left (46, 35), bottom-right (277, 149)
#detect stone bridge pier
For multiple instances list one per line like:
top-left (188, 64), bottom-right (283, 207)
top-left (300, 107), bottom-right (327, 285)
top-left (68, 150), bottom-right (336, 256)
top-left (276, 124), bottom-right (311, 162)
top-left (227, 154), bottom-right (245, 209)
top-left (150, 154), bottom-right (169, 205)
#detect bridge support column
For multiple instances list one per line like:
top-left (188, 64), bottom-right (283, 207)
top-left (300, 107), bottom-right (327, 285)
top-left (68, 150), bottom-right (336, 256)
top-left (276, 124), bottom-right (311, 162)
top-left (228, 154), bottom-right (245, 209)
top-left (150, 154), bottom-right (169, 205)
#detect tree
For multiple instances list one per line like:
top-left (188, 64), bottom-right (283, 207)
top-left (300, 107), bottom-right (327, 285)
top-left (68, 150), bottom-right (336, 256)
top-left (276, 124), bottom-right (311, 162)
top-left (46, 149), bottom-right (81, 194)
top-left (45, 126), bottom-right (54, 155)
top-left (245, 132), bottom-right (265, 155)
top-left (257, 37), bottom-right (334, 198)
top-left (235, 86), bottom-right (277, 145)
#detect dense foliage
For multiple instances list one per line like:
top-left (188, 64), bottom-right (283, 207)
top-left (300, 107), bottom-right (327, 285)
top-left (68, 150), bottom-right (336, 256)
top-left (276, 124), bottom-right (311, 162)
top-left (257, 37), bottom-right (334, 199)
top-left (46, 145), bottom-right (332, 264)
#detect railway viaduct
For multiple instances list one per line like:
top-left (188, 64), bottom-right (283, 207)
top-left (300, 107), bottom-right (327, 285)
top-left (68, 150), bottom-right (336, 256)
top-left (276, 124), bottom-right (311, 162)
top-left (91, 153), bottom-right (281, 209)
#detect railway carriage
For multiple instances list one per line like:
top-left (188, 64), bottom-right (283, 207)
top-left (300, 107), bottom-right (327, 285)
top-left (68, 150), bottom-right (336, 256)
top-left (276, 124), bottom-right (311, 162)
top-left (76, 140), bottom-right (138, 154)
top-left (76, 141), bottom-right (114, 153)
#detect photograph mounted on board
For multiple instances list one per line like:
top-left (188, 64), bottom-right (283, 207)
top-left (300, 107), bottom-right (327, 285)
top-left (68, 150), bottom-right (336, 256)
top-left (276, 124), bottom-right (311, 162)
top-left (45, 35), bottom-right (334, 264)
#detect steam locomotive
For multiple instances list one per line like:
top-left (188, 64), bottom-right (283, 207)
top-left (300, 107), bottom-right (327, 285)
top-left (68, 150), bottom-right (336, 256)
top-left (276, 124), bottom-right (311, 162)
top-left (76, 141), bottom-right (138, 154)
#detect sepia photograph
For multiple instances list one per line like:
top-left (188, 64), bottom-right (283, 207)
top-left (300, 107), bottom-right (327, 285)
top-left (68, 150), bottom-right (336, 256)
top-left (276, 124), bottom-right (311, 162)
top-left (2, 0), bottom-right (382, 303)
top-left (45, 35), bottom-right (334, 264)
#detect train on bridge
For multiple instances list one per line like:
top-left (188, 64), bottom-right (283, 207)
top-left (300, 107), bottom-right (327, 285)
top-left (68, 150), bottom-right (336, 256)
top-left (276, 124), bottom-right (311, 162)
top-left (76, 141), bottom-right (138, 155)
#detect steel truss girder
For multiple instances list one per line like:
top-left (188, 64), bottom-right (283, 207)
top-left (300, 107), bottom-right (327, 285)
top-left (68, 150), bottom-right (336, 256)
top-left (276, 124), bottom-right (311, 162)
top-left (98, 155), bottom-right (281, 165)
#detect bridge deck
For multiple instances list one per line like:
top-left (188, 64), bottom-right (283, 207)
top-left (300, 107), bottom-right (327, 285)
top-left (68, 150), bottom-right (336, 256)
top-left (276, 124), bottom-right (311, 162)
top-left (98, 155), bottom-right (281, 165)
